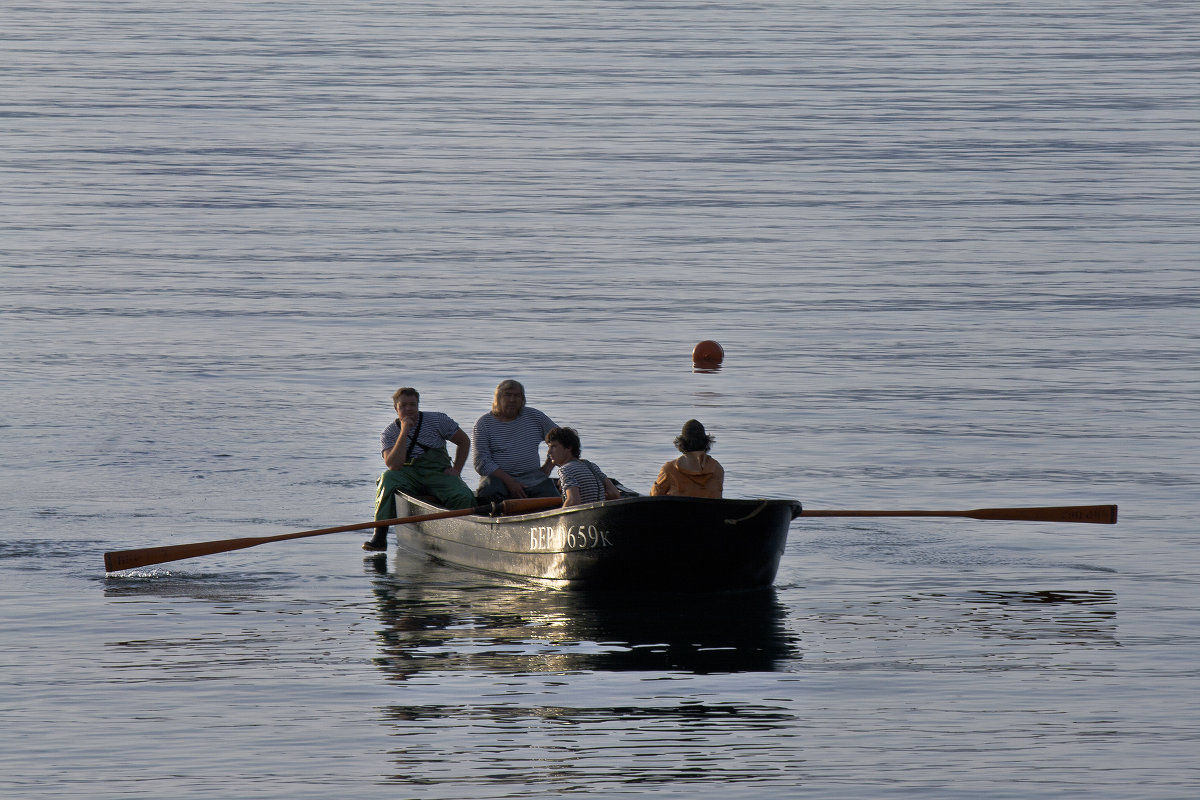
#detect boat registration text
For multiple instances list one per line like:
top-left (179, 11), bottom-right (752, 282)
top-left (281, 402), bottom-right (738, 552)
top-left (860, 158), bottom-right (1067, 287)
top-left (529, 524), bottom-right (613, 551)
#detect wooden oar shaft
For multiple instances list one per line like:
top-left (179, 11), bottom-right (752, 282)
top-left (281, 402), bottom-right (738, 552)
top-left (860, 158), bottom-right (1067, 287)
top-left (799, 504), bottom-right (1117, 524)
top-left (103, 496), bottom-right (563, 573)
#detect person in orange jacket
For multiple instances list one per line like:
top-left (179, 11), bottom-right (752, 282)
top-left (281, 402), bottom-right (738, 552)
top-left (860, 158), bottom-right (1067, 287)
top-left (650, 419), bottom-right (724, 498)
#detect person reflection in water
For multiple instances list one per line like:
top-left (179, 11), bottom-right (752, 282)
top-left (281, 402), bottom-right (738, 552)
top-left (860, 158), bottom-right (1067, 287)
top-left (650, 419), bottom-right (724, 498)
top-left (544, 426), bottom-right (620, 507)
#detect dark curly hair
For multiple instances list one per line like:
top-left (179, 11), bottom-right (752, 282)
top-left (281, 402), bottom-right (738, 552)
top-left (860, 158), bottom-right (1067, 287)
top-left (674, 419), bottom-right (713, 453)
top-left (545, 426), bottom-right (582, 458)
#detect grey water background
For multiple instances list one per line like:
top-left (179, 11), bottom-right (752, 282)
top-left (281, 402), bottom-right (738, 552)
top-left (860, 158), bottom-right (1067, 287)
top-left (2, 1), bottom-right (1198, 797)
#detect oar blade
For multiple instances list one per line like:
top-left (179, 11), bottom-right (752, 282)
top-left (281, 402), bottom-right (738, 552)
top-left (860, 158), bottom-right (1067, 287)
top-left (104, 536), bottom-right (271, 573)
top-left (799, 504), bottom-right (1118, 524)
top-left (967, 504), bottom-right (1118, 524)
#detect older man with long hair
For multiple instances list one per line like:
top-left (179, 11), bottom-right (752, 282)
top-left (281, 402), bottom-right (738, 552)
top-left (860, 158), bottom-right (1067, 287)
top-left (472, 379), bottom-right (559, 502)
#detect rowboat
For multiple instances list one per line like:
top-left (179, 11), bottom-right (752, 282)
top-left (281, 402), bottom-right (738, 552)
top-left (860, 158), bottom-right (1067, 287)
top-left (389, 490), bottom-right (802, 591)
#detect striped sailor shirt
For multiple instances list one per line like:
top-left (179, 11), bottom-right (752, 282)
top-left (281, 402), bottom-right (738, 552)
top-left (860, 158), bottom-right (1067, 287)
top-left (557, 459), bottom-right (609, 504)
top-left (380, 411), bottom-right (462, 459)
top-left (472, 406), bottom-right (556, 486)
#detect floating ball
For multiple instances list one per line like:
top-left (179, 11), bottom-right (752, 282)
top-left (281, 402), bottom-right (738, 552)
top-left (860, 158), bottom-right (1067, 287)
top-left (692, 340), bottom-right (724, 367)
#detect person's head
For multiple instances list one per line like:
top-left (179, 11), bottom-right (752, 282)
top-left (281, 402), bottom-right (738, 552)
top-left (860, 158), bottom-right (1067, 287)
top-left (392, 387), bottom-right (420, 419)
top-left (545, 426), bottom-right (582, 465)
top-left (491, 379), bottom-right (526, 418)
top-left (674, 419), bottom-right (713, 453)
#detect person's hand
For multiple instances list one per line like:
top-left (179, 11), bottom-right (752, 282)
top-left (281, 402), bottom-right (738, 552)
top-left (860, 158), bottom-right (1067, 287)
top-left (444, 466), bottom-right (462, 476)
top-left (504, 476), bottom-right (528, 498)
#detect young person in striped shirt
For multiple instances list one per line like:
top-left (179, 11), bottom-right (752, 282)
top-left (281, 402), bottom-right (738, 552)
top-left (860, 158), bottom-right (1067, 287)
top-left (472, 379), bottom-right (560, 502)
top-left (544, 426), bottom-right (620, 507)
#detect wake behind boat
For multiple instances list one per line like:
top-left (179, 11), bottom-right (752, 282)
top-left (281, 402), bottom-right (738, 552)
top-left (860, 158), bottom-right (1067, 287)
top-left (389, 490), bottom-right (802, 591)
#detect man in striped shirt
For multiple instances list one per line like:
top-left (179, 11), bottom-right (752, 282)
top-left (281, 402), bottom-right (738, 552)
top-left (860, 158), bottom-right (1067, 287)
top-left (472, 379), bottom-right (559, 502)
top-left (363, 387), bottom-right (474, 551)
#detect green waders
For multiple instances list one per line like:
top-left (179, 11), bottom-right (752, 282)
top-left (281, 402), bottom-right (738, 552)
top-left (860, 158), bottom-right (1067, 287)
top-left (374, 446), bottom-right (476, 523)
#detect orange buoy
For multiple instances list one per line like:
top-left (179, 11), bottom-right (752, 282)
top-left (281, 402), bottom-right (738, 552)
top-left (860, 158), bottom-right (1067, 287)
top-left (692, 340), bottom-right (724, 368)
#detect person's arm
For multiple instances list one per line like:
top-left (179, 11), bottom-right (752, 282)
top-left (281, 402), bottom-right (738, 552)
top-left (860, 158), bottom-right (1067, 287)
top-left (562, 485), bottom-right (583, 507)
top-left (472, 417), bottom-right (498, 477)
top-left (603, 477), bottom-right (620, 500)
top-left (382, 418), bottom-right (414, 470)
top-left (649, 462), bottom-right (671, 496)
top-left (538, 410), bottom-right (556, 475)
top-left (446, 428), bottom-right (470, 476)
top-left (489, 467), bottom-right (526, 498)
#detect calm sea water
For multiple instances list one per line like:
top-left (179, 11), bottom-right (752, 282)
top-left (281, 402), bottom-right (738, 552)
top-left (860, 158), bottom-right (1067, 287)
top-left (2, 1), bottom-right (1198, 797)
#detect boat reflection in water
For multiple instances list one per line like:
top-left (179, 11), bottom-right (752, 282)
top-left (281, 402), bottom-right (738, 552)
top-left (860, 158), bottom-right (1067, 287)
top-left (365, 553), bottom-right (799, 677)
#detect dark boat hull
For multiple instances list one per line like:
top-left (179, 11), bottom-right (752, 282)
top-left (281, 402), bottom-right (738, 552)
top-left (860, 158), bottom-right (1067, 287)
top-left (391, 492), bottom-right (802, 591)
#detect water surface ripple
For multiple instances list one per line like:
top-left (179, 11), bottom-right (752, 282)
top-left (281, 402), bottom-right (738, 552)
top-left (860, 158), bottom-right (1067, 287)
top-left (1, 1), bottom-right (1197, 798)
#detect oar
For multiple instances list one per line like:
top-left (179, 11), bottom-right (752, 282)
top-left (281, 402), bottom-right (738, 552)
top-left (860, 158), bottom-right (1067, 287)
top-left (103, 496), bottom-right (564, 573)
top-left (798, 504), bottom-right (1117, 524)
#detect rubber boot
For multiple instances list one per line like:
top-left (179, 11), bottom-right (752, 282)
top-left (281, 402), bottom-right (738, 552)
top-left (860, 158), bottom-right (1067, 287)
top-left (362, 527), bottom-right (389, 552)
